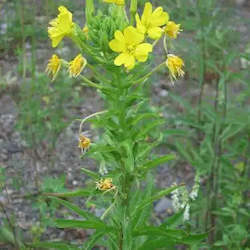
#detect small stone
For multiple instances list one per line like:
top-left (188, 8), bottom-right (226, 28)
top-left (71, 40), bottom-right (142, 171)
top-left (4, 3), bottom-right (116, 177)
top-left (154, 197), bottom-right (173, 213)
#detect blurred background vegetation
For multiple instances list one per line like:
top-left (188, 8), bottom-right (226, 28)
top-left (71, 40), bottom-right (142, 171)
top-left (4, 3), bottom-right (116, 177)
top-left (0, 0), bottom-right (249, 249)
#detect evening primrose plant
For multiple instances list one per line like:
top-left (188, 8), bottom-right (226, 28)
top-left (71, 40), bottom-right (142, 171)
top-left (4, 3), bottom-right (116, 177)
top-left (39, 1), bottom-right (206, 249)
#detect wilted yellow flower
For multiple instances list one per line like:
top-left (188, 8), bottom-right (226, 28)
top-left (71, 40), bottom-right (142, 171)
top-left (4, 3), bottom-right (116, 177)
top-left (136, 2), bottom-right (169, 40)
top-left (69, 54), bottom-right (87, 78)
top-left (46, 54), bottom-right (62, 80)
top-left (103, 0), bottom-right (125, 6)
top-left (166, 54), bottom-right (184, 79)
top-left (48, 6), bottom-right (75, 48)
top-left (165, 21), bottom-right (181, 39)
top-left (78, 134), bottom-right (91, 149)
top-left (96, 178), bottom-right (115, 191)
top-left (109, 26), bottom-right (152, 70)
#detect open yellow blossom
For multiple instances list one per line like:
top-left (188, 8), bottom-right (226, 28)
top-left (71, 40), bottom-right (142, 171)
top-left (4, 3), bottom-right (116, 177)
top-left (136, 2), bottom-right (169, 40)
top-left (96, 178), bottom-right (115, 191)
top-left (166, 54), bottom-right (184, 79)
top-left (165, 21), bottom-right (182, 39)
top-left (109, 26), bottom-right (152, 70)
top-left (103, 0), bottom-right (125, 6)
top-left (46, 54), bottom-right (62, 81)
top-left (78, 134), bottom-right (91, 150)
top-left (69, 54), bottom-right (87, 78)
top-left (48, 6), bottom-right (74, 48)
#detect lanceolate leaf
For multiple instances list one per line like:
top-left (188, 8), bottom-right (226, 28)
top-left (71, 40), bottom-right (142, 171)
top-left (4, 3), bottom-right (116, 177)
top-left (132, 185), bottom-right (183, 217)
top-left (140, 154), bottom-right (176, 171)
top-left (181, 232), bottom-right (208, 245)
top-left (30, 241), bottom-right (78, 250)
top-left (134, 226), bottom-right (187, 239)
top-left (84, 231), bottom-right (106, 250)
top-left (49, 197), bottom-right (100, 221)
top-left (160, 210), bottom-right (184, 228)
top-left (138, 237), bottom-right (176, 250)
top-left (55, 219), bottom-right (113, 231)
top-left (81, 167), bottom-right (100, 179)
top-left (43, 188), bottom-right (94, 198)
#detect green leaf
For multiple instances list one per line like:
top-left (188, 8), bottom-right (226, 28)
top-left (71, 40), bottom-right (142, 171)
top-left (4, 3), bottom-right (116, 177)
top-left (164, 129), bottom-right (189, 137)
top-left (81, 167), bottom-right (99, 179)
top-left (43, 188), bottom-right (94, 198)
top-left (160, 210), bottom-right (184, 228)
top-left (138, 237), bottom-right (176, 250)
top-left (181, 233), bottom-right (207, 245)
top-left (48, 197), bottom-right (99, 221)
top-left (55, 219), bottom-right (113, 231)
top-left (133, 185), bottom-right (183, 216)
top-left (84, 231), bottom-right (106, 250)
top-left (121, 139), bottom-right (134, 172)
top-left (140, 154), bottom-right (176, 171)
top-left (134, 226), bottom-right (187, 239)
top-left (30, 241), bottom-right (78, 250)
top-left (131, 113), bottom-right (159, 126)
top-left (136, 120), bottom-right (164, 139)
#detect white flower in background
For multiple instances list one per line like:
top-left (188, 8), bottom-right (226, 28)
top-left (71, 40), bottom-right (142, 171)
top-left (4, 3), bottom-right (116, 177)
top-left (183, 204), bottom-right (190, 221)
top-left (190, 173), bottom-right (200, 200)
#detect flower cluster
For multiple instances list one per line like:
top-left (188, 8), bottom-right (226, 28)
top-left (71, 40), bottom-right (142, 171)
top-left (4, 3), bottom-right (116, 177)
top-left (46, 3), bottom-right (184, 81)
top-left (108, 1), bottom-right (184, 80)
top-left (46, 6), bottom-right (87, 81)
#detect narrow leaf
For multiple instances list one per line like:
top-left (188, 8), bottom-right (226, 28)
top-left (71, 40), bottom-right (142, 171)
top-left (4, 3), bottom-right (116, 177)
top-left (81, 167), bottom-right (99, 179)
top-left (133, 185), bottom-right (183, 216)
top-left (141, 154), bottom-right (176, 171)
top-left (49, 197), bottom-right (100, 221)
top-left (55, 219), bottom-right (113, 231)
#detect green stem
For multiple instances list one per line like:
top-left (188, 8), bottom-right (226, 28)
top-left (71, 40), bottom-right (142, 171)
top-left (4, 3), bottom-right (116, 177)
top-left (87, 63), bottom-right (110, 84)
top-left (130, 0), bottom-right (137, 25)
top-left (163, 35), bottom-right (168, 54)
top-left (134, 62), bottom-right (165, 85)
top-left (79, 75), bottom-right (103, 89)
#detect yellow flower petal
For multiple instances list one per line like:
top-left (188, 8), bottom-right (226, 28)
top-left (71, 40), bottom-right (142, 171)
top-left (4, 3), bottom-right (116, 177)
top-left (109, 31), bottom-right (126, 52)
top-left (46, 54), bottom-right (62, 81)
top-left (135, 43), bottom-right (152, 62)
top-left (147, 27), bottom-right (163, 40)
top-left (69, 54), bottom-right (87, 78)
top-left (124, 26), bottom-right (144, 46)
top-left (166, 54), bottom-right (185, 79)
top-left (48, 6), bottom-right (74, 48)
top-left (151, 7), bottom-right (169, 27)
top-left (165, 21), bottom-right (182, 39)
top-left (141, 2), bottom-right (152, 25)
top-left (114, 53), bottom-right (135, 70)
top-left (136, 2), bottom-right (169, 40)
top-left (114, 53), bottom-right (128, 66)
top-left (124, 54), bottom-right (135, 70)
top-left (135, 13), bottom-right (146, 35)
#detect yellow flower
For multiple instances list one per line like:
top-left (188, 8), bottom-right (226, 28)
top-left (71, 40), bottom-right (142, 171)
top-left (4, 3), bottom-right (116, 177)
top-left (69, 54), bottom-right (87, 78)
top-left (78, 134), bottom-right (91, 149)
top-left (165, 21), bottom-right (181, 39)
top-left (109, 26), bottom-right (152, 70)
top-left (46, 54), bottom-right (62, 80)
top-left (166, 54), bottom-right (185, 79)
top-left (96, 178), bottom-right (115, 191)
top-left (48, 6), bottom-right (74, 48)
top-left (136, 2), bottom-right (169, 40)
top-left (103, 0), bottom-right (125, 6)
